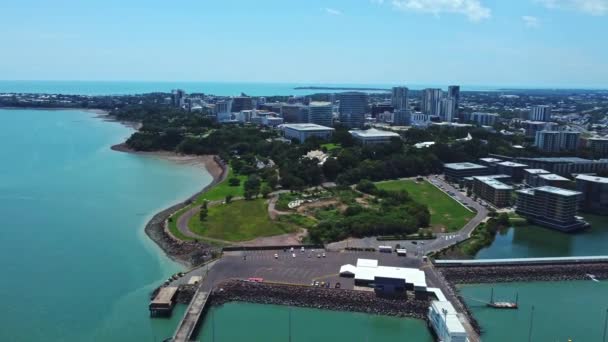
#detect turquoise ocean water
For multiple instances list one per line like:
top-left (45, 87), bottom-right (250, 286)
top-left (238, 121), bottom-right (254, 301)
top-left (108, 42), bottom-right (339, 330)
top-left (0, 108), bottom-right (211, 341)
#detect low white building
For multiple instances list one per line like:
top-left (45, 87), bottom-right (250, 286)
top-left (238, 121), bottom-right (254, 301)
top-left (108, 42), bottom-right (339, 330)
top-left (281, 123), bottom-right (335, 143)
top-left (427, 289), bottom-right (469, 342)
top-left (349, 128), bottom-right (400, 145)
top-left (340, 258), bottom-right (427, 294)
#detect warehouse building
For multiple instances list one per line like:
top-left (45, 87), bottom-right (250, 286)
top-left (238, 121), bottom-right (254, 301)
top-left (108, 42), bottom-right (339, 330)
top-left (427, 289), bottom-right (469, 342)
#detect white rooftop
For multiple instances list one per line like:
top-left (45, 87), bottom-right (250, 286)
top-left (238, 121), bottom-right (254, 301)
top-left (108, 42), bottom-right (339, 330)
top-left (309, 101), bottom-right (332, 107)
top-left (473, 176), bottom-right (513, 190)
top-left (536, 186), bottom-right (581, 197)
top-left (577, 174), bottom-right (608, 184)
top-left (538, 174), bottom-right (569, 181)
top-left (430, 300), bottom-right (467, 334)
top-left (524, 169), bottom-right (550, 175)
top-left (479, 158), bottom-right (502, 163)
top-left (349, 128), bottom-right (400, 139)
top-left (444, 162), bottom-right (487, 170)
top-left (498, 161), bottom-right (528, 168)
top-left (282, 123), bottom-right (334, 131)
top-left (356, 258), bottom-right (378, 268)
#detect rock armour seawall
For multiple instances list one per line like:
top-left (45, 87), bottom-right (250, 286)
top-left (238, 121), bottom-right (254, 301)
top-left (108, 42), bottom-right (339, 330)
top-left (209, 280), bottom-right (431, 320)
top-left (438, 262), bottom-right (608, 284)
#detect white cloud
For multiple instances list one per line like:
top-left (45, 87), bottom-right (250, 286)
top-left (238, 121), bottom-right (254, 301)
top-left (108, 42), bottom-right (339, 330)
top-left (323, 7), bottom-right (343, 15)
top-left (374, 0), bottom-right (491, 21)
top-left (537, 0), bottom-right (608, 15)
top-left (522, 15), bottom-right (541, 27)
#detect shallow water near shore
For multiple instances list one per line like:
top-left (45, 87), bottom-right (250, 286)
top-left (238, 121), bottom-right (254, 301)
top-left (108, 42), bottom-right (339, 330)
top-left (0, 109), bottom-right (211, 341)
top-left (196, 302), bottom-right (434, 341)
top-left (475, 214), bottom-right (608, 259)
top-left (460, 281), bottom-right (608, 341)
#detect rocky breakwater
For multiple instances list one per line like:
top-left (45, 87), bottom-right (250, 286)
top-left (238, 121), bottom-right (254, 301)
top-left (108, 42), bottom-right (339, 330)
top-left (439, 262), bottom-right (608, 284)
top-left (144, 155), bottom-right (227, 267)
top-left (209, 280), bottom-right (430, 320)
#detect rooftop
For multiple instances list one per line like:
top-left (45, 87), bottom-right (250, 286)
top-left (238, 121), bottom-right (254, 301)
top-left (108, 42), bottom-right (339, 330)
top-left (431, 301), bottom-right (467, 334)
top-left (498, 161), bottom-right (528, 168)
top-left (282, 123), bottom-right (334, 131)
top-left (309, 101), bottom-right (332, 107)
top-left (349, 128), bottom-right (400, 139)
top-left (577, 174), bottom-right (608, 184)
top-left (151, 287), bottom-right (178, 305)
top-left (479, 158), bottom-right (502, 163)
top-left (473, 176), bottom-right (513, 190)
top-left (520, 157), bottom-right (594, 163)
top-left (538, 174), bottom-right (569, 181)
top-left (524, 169), bottom-right (550, 175)
top-left (536, 186), bottom-right (581, 197)
top-left (444, 162), bottom-right (487, 171)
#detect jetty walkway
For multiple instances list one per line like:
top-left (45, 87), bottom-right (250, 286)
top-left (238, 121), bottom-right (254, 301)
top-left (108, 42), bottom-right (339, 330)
top-left (172, 288), bottom-right (209, 342)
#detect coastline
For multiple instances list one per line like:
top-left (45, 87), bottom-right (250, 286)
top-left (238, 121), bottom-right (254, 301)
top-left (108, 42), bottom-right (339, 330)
top-left (112, 142), bottom-right (228, 268)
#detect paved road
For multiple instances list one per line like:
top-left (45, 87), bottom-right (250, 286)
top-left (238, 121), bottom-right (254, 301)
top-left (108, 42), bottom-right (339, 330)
top-left (423, 175), bottom-right (488, 254)
top-left (328, 176), bottom-right (488, 255)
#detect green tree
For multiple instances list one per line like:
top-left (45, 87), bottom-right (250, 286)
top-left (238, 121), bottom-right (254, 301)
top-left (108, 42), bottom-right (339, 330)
top-left (261, 184), bottom-right (272, 198)
top-left (228, 177), bottom-right (241, 186)
top-left (225, 195), bottom-right (233, 203)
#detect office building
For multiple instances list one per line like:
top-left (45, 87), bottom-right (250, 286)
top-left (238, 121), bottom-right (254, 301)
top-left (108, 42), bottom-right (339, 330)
top-left (440, 98), bottom-right (456, 122)
top-left (535, 173), bottom-right (570, 188)
top-left (411, 112), bottom-right (431, 127)
top-left (338, 92), bottom-right (368, 129)
top-left (587, 137), bottom-right (608, 157)
top-left (497, 161), bottom-right (528, 182)
top-left (535, 131), bottom-right (561, 152)
top-left (447, 85), bottom-right (460, 118)
top-left (393, 109), bottom-right (411, 126)
top-left (479, 158), bottom-right (502, 173)
top-left (521, 121), bottom-right (558, 137)
top-left (516, 186), bottom-right (587, 231)
top-left (465, 112), bottom-right (499, 126)
top-left (421, 88), bottom-right (443, 116)
top-left (529, 105), bottom-right (552, 122)
top-left (282, 123), bottom-right (334, 143)
top-left (391, 86), bottom-right (409, 110)
top-left (444, 162), bottom-right (489, 182)
top-left (171, 89), bottom-right (186, 108)
top-left (349, 128), bottom-right (400, 145)
top-left (281, 104), bottom-right (309, 123)
top-left (517, 157), bottom-right (608, 176)
top-left (371, 102), bottom-right (394, 118)
top-left (231, 96), bottom-right (254, 112)
top-left (576, 175), bottom-right (608, 215)
top-left (214, 100), bottom-right (232, 122)
top-left (524, 169), bottom-right (550, 186)
top-left (473, 176), bottom-right (513, 208)
top-left (560, 131), bottom-right (581, 151)
top-left (308, 101), bottom-right (334, 127)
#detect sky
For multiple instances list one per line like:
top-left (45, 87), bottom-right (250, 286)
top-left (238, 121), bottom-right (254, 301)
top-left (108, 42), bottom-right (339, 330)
top-left (0, 0), bottom-right (607, 87)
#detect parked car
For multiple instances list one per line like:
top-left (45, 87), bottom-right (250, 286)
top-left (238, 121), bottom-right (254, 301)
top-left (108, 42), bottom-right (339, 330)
top-left (274, 253), bottom-right (278, 259)
top-left (335, 282), bottom-right (341, 289)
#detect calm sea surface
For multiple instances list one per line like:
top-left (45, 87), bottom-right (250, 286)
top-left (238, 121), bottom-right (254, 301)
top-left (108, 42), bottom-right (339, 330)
top-left (460, 281), bottom-right (608, 341)
top-left (196, 302), bottom-right (433, 342)
top-left (0, 80), bottom-right (505, 96)
top-left (476, 214), bottom-right (608, 259)
top-left (0, 108), bottom-right (212, 341)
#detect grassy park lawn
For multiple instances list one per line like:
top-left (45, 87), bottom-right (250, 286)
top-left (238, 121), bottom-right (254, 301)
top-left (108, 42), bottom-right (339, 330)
top-left (376, 179), bottom-right (474, 232)
top-left (321, 143), bottom-right (342, 152)
top-left (189, 199), bottom-right (299, 242)
top-left (198, 167), bottom-right (247, 202)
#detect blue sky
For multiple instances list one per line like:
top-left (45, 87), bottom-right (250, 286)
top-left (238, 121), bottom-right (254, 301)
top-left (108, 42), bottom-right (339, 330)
top-left (0, 0), bottom-right (607, 87)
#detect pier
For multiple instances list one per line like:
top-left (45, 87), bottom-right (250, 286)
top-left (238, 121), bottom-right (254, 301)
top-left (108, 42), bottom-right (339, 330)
top-left (172, 288), bottom-right (209, 342)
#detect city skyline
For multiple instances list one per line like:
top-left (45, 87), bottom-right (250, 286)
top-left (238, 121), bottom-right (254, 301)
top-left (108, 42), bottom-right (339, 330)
top-left (1, 0), bottom-right (607, 88)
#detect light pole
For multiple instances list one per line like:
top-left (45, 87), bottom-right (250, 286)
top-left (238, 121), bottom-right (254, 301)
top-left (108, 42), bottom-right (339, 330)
top-left (527, 306), bottom-right (535, 342)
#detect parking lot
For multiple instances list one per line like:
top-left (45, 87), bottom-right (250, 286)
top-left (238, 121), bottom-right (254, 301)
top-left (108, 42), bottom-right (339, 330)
top-left (184, 248), bottom-right (423, 292)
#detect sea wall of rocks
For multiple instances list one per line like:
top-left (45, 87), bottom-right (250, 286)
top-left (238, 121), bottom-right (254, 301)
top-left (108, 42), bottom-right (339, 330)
top-left (207, 280), bottom-right (431, 321)
top-left (144, 156), bottom-right (227, 267)
top-left (439, 262), bottom-right (608, 284)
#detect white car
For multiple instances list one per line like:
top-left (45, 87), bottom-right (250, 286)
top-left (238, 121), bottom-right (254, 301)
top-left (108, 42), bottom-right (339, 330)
top-left (292, 253), bottom-right (296, 258)
top-left (301, 246), bottom-right (305, 252)
top-left (322, 253), bottom-right (326, 258)
top-left (274, 253), bottom-right (278, 259)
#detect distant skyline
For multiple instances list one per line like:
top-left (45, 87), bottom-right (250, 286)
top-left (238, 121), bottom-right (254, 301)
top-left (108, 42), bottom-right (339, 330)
top-left (1, 0), bottom-right (607, 88)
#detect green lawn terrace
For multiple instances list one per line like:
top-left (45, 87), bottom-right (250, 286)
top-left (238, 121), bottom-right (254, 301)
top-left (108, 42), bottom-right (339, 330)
top-left (188, 199), bottom-right (304, 242)
top-left (376, 179), bottom-right (475, 233)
